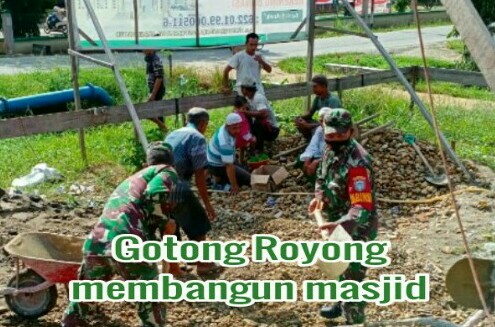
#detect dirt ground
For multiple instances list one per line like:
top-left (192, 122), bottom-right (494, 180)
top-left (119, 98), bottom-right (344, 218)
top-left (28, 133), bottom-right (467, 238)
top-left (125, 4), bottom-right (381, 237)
top-left (0, 132), bottom-right (494, 327)
top-left (1, 41), bottom-right (494, 327)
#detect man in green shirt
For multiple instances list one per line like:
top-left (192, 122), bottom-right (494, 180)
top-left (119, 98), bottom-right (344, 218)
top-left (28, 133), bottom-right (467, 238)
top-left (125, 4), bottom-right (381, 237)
top-left (295, 74), bottom-right (342, 141)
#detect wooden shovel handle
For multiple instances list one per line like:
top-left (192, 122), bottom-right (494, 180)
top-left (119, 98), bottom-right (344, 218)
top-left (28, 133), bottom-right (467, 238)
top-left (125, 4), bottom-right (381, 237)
top-left (411, 142), bottom-right (436, 175)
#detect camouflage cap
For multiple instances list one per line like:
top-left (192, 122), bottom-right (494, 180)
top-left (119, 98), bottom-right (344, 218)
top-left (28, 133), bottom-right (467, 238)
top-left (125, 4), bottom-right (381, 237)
top-left (146, 141), bottom-right (174, 165)
top-left (323, 108), bottom-right (353, 135)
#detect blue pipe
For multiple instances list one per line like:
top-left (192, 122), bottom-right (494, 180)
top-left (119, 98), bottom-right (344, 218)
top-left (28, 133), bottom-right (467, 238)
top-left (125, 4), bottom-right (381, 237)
top-left (0, 84), bottom-right (113, 116)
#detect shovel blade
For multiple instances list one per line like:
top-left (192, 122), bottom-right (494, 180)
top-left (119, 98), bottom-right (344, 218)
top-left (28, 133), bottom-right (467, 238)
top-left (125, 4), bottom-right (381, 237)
top-left (425, 174), bottom-right (448, 186)
top-left (317, 224), bottom-right (352, 279)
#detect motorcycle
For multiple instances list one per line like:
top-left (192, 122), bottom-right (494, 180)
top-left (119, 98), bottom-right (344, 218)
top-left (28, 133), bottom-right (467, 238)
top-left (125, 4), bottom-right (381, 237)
top-left (43, 8), bottom-right (68, 35)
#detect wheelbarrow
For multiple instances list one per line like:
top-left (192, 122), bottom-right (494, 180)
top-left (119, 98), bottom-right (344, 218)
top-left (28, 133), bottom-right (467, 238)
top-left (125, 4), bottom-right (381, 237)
top-left (1, 232), bottom-right (84, 319)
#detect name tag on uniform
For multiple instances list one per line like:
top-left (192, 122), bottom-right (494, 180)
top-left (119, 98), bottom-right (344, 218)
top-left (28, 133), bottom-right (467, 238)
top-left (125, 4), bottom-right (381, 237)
top-left (348, 167), bottom-right (373, 211)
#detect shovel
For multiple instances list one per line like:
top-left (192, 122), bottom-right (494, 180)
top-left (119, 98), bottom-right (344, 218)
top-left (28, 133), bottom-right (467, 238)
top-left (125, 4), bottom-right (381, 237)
top-left (311, 210), bottom-right (352, 280)
top-left (403, 134), bottom-right (448, 186)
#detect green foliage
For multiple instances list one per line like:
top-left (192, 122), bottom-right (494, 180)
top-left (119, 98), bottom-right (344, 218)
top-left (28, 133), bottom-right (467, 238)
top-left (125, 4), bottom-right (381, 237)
top-left (248, 154), bottom-right (269, 163)
top-left (471, 0), bottom-right (495, 25)
top-left (446, 0), bottom-right (495, 71)
top-left (0, 67), bottom-right (494, 194)
top-left (0, 0), bottom-right (53, 37)
top-left (417, 0), bottom-right (441, 11)
top-left (393, 0), bottom-right (410, 13)
top-left (446, 40), bottom-right (465, 55)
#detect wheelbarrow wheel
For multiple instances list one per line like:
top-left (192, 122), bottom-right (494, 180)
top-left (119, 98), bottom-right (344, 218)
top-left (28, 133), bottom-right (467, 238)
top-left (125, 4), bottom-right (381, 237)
top-left (5, 269), bottom-right (58, 319)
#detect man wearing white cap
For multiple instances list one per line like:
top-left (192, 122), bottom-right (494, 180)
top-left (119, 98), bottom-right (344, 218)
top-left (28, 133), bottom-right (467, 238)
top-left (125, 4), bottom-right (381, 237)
top-left (299, 107), bottom-right (332, 179)
top-left (208, 113), bottom-right (251, 195)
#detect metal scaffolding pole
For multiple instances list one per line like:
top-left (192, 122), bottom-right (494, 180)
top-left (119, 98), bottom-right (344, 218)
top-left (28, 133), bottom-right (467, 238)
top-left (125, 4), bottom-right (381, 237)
top-left (305, 0), bottom-right (316, 112)
top-left (79, 0), bottom-right (149, 151)
top-left (66, 0), bottom-right (87, 164)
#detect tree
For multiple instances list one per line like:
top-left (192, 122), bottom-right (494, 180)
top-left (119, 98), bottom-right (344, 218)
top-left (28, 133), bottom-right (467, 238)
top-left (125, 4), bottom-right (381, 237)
top-left (471, 0), bottom-right (495, 25)
top-left (0, 0), bottom-right (53, 38)
top-left (418, 0), bottom-right (441, 11)
top-left (393, 0), bottom-right (410, 13)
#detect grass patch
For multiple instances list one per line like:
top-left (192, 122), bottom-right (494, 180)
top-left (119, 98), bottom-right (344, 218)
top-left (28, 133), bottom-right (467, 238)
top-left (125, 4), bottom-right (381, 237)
top-left (278, 52), bottom-right (457, 74)
top-left (278, 51), bottom-right (492, 103)
top-left (446, 39), bottom-right (465, 56)
top-left (0, 68), bottom-right (493, 195)
top-left (413, 81), bottom-right (495, 101)
top-left (315, 18), bottom-right (451, 39)
top-left (0, 64), bottom-right (223, 103)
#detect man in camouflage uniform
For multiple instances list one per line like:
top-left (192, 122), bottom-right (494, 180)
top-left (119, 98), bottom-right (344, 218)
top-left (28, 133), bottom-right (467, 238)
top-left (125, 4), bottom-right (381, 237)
top-left (61, 142), bottom-right (178, 327)
top-left (308, 109), bottom-right (378, 325)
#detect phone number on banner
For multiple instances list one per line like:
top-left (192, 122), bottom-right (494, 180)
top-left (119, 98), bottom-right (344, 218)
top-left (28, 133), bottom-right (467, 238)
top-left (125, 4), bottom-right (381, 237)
top-left (163, 15), bottom-right (259, 28)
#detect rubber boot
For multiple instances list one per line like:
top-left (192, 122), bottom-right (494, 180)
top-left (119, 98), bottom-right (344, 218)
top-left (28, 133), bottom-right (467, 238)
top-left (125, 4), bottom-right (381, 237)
top-left (320, 303), bottom-right (342, 319)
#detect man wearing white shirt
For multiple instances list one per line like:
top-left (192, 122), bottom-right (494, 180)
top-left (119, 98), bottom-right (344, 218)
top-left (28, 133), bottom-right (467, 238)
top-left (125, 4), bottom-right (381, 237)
top-left (222, 33), bottom-right (272, 95)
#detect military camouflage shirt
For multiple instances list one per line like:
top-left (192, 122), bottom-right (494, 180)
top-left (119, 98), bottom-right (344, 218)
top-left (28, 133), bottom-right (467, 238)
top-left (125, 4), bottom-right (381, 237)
top-left (84, 165), bottom-right (178, 256)
top-left (315, 139), bottom-right (378, 240)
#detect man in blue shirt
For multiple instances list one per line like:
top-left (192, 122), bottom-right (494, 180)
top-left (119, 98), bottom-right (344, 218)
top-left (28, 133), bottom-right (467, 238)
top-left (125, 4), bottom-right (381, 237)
top-left (299, 107), bottom-right (332, 178)
top-left (293, 107), bottom-right (332, 185)
top-left (165, 107), bottom-right (221, 275)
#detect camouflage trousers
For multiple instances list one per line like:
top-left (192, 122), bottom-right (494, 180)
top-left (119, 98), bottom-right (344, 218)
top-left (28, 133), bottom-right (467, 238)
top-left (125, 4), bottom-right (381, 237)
top-left (326, 211), bottom-right (378, 325)
top-left (338, 262), bottom-right (368, 324)
top-left (62, 255), bottom-right (165, 327)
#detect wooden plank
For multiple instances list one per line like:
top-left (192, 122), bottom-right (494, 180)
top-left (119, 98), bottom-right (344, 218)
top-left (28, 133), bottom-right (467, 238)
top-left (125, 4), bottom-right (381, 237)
top-left (0, 69), bottom-right (411, 140)
top-left (426, 68), bottom-right (488, 88)
top-left (329, 68), bottom-right (411, 90)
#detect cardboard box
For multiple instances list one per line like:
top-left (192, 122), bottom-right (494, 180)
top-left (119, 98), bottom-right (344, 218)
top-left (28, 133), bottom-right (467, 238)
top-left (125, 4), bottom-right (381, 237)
top-left (251, 165), bottom-right (290, 192)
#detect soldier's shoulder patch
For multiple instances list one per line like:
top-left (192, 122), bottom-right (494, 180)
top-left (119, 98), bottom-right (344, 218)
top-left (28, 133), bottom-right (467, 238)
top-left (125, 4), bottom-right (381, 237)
top-left (348, 166), bottom-right (373, 211)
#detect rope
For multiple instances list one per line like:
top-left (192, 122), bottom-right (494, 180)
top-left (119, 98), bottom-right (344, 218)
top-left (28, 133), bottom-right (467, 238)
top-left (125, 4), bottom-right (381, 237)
top-left (412, 1), bottom-right (494, 325)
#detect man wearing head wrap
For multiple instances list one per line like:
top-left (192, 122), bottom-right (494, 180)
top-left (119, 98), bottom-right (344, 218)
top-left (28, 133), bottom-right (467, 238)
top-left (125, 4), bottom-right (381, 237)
top-left (62, 142), bottom-right (177, 327)
top-left (298, 107), bottom-right (332, 181)
top-left (208, 113), bottom-right (251, 195)
top-left (308, 109), bottom-right (378, 325)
